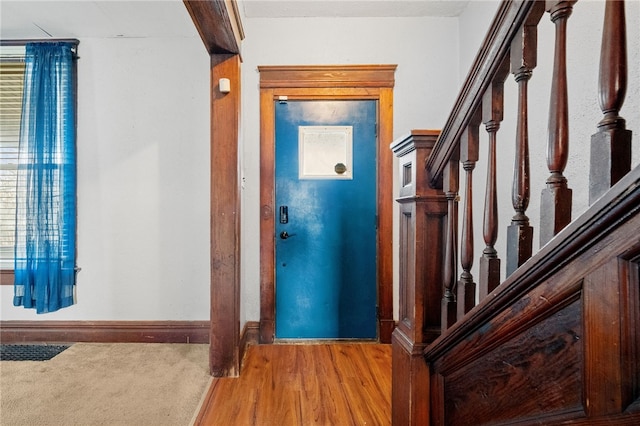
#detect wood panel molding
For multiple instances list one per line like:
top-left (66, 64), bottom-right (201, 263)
top-left (258, 64), bottom-right (396, 344)
top-left (259, 65), bottom-right (396, 88)
top-left (0, 320), bottom-right (210, 344)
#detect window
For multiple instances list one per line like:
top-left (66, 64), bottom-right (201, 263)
top-left (298, 125), bottom-right (353, 180)
top-left (0, 46), bottom-right (25, 281)
top-left (1, 42), bottom-right (78, 313)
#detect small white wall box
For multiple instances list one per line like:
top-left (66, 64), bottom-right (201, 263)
top-left (219, 78), bottom-right (231, 93)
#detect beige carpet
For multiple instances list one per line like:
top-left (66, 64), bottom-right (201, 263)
top-left (0, 343), bottom-right (212, 426)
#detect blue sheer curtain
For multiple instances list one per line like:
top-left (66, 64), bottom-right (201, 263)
top-left (13, 42), bottom-right (77, 313)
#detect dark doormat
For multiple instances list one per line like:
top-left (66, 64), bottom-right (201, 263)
top-left (0, 344), bottom-right (72, 361)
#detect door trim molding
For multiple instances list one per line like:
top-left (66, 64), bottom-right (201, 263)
top-left (258, 65), bottom-right (397, 343)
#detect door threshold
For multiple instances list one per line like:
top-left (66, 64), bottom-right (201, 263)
top-left (273, 338), bottom-right (379, 345)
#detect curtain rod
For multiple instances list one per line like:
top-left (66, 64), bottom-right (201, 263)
top-left (0, 39), bottom-right (79, 47)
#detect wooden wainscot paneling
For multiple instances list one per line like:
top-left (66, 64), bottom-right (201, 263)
top-left (443, 297), bottom-right (584, 424)
top-left (424, 166), bottom-right (640, 424)
top-left (620, 252), bottom-right (640, 414)
top-left (583, 254), bottom-right (640, 417)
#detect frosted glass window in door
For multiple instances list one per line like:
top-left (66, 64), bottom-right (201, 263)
top-left (299, 126), bottom-right (353, 180)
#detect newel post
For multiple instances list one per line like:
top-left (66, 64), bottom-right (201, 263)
top-left (391, 130), bottom-right (446, 426)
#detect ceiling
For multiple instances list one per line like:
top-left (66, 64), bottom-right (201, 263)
top-left (0, 1), bottom-right (199, 39)
top-left (242, 1), bottom-right (470, 18)
top-left (1, 0), bottom-right (469, 40)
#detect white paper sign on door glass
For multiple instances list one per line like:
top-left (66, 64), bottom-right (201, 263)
top-left (298, 126), bottom-right (353, 180)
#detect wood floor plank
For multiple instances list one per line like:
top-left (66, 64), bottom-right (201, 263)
top-left (195, 343), bottom-right (391, 425)
top-left (315, 345), bottom-right (355, 423)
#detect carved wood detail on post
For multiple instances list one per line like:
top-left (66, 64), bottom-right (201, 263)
top-left (506, 3), bottom-right (544, 276)
top-left (479, 59), bottom-right (508, 301)
top-left (391, 130), bottom-right (443, 426)
top-left (540, 0), bottom-right (575, 246)
top-left (457, 113), bottom-right (480, 321)
top-left (392, 130), bottom-right (445, 345)
top-left (589, 0), bottom-right (632, 204)
top-left (442, 150), bottom-right (460, 331)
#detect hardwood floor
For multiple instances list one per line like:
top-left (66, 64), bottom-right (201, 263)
top-left (194, 343), bottom-right (391, 425)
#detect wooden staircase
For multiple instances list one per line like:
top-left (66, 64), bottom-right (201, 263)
top-left (391, 1), bottom-right (639, 424)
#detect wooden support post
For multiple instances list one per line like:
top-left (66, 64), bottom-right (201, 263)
top-left (391, 130), bottom-right (445, 426)
top-left (209, 53), bottom-right (241, 377)
top-left (184, 0), bottom-right (243, 379)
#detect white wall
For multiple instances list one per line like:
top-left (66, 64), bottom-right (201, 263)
top-left (3, 0), bottom-right (637, 329)
top-left (458, 1), bottom-right (500, 83)
top-left (239, 1), bottom-right (640, 327)
top-left (0, 36), bottom-right (211, 320)
top-left (238, 16), bottom-right (462, 325)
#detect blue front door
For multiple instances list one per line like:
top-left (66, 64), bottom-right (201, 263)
top-left (275, 100), bottom-right (378, 339)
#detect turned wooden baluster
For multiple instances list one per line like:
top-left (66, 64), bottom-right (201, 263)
top-left (457, 114), bottom-right (480, 320)
top-left (540, 0), bottom-right (575, 246)
top-left (479, 60), bottom-right (508, 301)
top-left (442, 151), bottom-right (459, 331)
top-left (506, 3), bottom-right (544, 276)
top-left (589, 0), bottom-right (632, 204)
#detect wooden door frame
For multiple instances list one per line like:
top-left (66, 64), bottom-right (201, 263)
top-left (258, 65), bottom-right (397, 344)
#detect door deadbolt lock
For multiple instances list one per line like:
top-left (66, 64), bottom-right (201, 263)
top-left (279, 206), bottom-right (288, 224)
